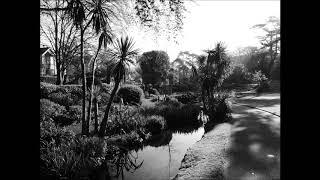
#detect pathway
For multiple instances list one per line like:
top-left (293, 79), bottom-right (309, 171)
top-left (174, 92), bottom-right (280, 180)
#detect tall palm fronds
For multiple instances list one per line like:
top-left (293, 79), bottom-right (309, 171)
top-left (98, 36), bottom-right (139, 137)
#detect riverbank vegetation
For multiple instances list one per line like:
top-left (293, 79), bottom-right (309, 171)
top-left (40, 1), bottom-right (280, 178)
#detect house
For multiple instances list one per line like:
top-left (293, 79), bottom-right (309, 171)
top-left (40, 47), bottom-right (57, 76)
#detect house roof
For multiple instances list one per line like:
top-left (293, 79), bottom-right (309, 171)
top-left (40, 47), bottom-right (53, 56)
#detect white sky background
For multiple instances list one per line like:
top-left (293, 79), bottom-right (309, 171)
top-left (131, 0), bottom-right (280, 61)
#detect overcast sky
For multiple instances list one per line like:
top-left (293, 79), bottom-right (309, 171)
top-left (132, 0), bottom-right (280, 60)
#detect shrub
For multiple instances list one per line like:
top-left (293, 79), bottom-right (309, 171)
top-left (117, 84), bottom-right (144, 105)
top-left (48, 92), bottom-right (77, 107)
top-left (174, 92), bottom-right (198, 104)
top-left (97, 91), bottom-right (110, 106)
top-left (107, 131), bottom-right (143, 149)
top-left (164, 103), bottom-right (202, 128)
top-left (68, 105), bottom-right (82, 122)
top-left (40, 120), bottom-right (75, 147)
top-left (148, 88), bottom-right (160, 95)
top-left (144, 115), bottom-right (166, 134)
top-left (40, 126), bottom-right (107, 180)
top-left (224, 63), bottom-right (251, 84)
top-left (40, 82), bottom-right (83, 105)
top-left (40, 99), bottom-right (66, 122)
top-left (205, 92), bottom-right (232, 123)
top-left (256, 80), bottom-right (270, 93)
top-left (40, 82), bottom-right (58, 99)
top-left (251, 70), bottom-right (268, 83)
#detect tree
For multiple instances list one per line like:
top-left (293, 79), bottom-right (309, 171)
top-left (41, 0), bottom-right (76, 85)
top-left (138, 50), bottom-right (170, 87)
top-left (41, 0), bottom-right (187, 136)
top-left (98, 36), bottom-right (139, 137)
top-left (252, 16), bottom-right (280, 78)
top-left (172, 51), bottom-right (199, 84)
top-left (197, 43), bottom-right (231, 113)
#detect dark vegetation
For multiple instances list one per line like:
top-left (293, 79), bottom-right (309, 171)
top-left (40, 1), bottom-right (279, 178)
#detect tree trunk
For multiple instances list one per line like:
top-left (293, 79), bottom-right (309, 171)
top-left (80, 27), bottom-right (88, 135)
top-left (54, 6), bottom-right (62, 85)
top-left (98, 80), bottom-right (120, 137)
top-left (86, 49), bottom-right (100, 133)
top-left (94, 97), bottom-right (99, 134)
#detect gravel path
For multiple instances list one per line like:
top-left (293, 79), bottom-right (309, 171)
top-left (174, 93), bottom-right (280, 180)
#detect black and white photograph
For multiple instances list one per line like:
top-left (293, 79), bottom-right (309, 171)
top-left (40, 0), bottom-right (280, 179)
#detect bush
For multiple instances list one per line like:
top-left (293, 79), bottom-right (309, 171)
top-left (40, 125), bottom-right (108, 180)
top-left (144, 115), bottom-right (166, 134)
top-left (174, 92), bottom-right (198, 104)
top-left (48, 92), bottom-right (77, 107)
top-left (224, 63), bottom-right (251, 84)
top-left (251, 70), bottom-right (268, 83)
top-left (40, 99), bottom-right (66, 122)
top-left (171, 83), bottom-right (198, 93)
top-left (68, 105), bottom-right (82, 123)
top-left (107, 131), bottom-right (143, 149)
top-left (40, 120), bottom-right (75, 147)
top-left (148, 88), bottom-right (160, 95)
top-left (205, 92), bottom-right (232, 123)
top-left (256, 80), bottom-right (270, 93)
top-left (97, 91), bottom-right (110, 107)
top-left (40, 82), bottom-right (83, 105)
top-left (117, 84), bottom-right (144, 105)
top-left (40, 82), bottom-right (58, 99)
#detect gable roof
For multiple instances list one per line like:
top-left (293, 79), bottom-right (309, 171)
top-left (40, 47), bottom-right (53, 56)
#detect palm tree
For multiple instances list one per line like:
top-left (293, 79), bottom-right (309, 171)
top-left (199, 43), bottom-right (230, 119)
top-left (98, 36), bottom-right (139, 137)
top-left (66, 0), bottom-right (116, 135)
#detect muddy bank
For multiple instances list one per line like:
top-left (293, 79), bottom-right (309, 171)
top-left (174, 123), bottom-right (232, 180)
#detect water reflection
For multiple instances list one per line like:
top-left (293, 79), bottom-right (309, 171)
top-left (106, 110), bottom-right (207, 180)
top-left (108, 126), bottom-right (204, 180)
top-left (108, 147), bottom-right (144, 180)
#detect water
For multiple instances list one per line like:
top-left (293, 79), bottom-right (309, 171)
top-left (109, 127), bottom-right (205, 180)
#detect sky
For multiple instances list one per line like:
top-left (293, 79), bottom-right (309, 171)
top-left (132, 0), bottom-right (280, 60)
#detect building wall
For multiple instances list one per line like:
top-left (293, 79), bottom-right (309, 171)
top-left (40, 53), bottom-right (57, 76)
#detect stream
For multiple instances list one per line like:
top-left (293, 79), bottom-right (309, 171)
top-left (109, 126), bottom-right (205, 180)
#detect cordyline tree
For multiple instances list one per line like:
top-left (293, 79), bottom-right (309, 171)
top-left (189, 43), bottom-right (231, 118)
top-left (64, 0), bottom-right (117, 135)
top-left (98, 36), bottom-right (139, 137)
top-left (41, 0), bottom-right (187, 137)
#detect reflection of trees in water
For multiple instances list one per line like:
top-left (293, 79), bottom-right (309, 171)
top-left (107, 146), bottom-right (143, 179)
top-left (146, 130), bottom-right (173, 147)
top-left (171, 123), bottom-right (202, 134)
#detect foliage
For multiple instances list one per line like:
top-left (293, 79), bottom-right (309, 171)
top-left (251, 70), bottom-right (268, 83)
top-left (148, 88), bottom-right (160, 95)
top-left (205, 91), bottom-right (232, 123)
top-left (170, 82), bottom-right (199, 93)
top-left (138, 50), bottom-right (170, 87)
top-left (107, 131), bottom-right (143, 150)
top-left (252, 16), bottom-right (280, 78)
top-left (174, 92), bottom-right (198, 104)
top-left (117, 84), bottom-right (144, 105)
top-left (196, 43), bottom-right (232, 119)
top-left (106, 105), bottom-right (142, 136)
top-left (48, 91), bottom-right (78, 107)
top-left (41, 82), bottom-right (83, 103)
top-left (224, 63), bottom-right (251, 84)
top-left (40, 99), bottom-right (66, 122)
top-left (144, 115), bottom-right (166, 135)
top-left (40, 121), bottom-right (107, 179)
top-left (139, 98), bottom-right (202, 128)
